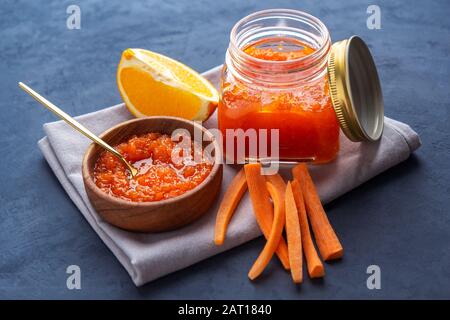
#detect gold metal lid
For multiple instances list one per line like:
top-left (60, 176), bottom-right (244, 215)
top-left (327, 36), bottom-right (384, 142)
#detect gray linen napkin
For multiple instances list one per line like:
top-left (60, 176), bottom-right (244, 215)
top-left (38, 65), bottom-right (421, 286)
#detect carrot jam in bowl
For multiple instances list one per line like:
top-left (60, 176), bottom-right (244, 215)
top-left (82, 117), bottom-right (223, 233)
top-left (94, 132), bottom-right (213, 202)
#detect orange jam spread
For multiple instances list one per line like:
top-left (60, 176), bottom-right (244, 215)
top-left (219, 38), bottom-right (339, 163)
top-left (243, 41), bottom-right (315, 61)
top-left (94, 133), bottom-right (213, 202)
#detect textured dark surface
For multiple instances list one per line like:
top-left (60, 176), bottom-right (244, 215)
top-left (0, 0), bottom-right (449, 299)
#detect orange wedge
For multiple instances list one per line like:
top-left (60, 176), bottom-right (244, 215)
top-left (117, 48), bottom-right (219, 121)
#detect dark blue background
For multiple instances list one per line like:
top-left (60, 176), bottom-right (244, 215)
top-left (1, 0), bottom-right (449, 299)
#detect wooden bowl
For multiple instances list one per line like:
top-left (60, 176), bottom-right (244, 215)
top-left (82, 116), bottom-right (223, 232)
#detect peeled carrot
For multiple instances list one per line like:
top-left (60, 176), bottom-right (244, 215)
top-left (248, 182), bottom-right (286, 280)
top-left (292, 164), bottom-right (343, 261)
top-left (265, 174), bottom-right (286, 198)
top-left (285, 182), bottom-right (303, 283)
top-left (291, 180), bottom-right (325, 278)
top-left (265, 174), bottom-right (288, 258)
top-left (214, 168), bottom-right (247, 245)
top-left (244, 164), bottom-right (290, 270)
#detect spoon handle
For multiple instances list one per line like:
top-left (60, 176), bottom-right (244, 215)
top-left (19, 82), bottom-right (137, 177)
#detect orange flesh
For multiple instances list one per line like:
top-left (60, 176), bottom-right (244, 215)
top-left (120, 67), bottom-right (202, 119)
top-left (219, 38), bottom-right (340, 163)
top-left (94, 132), bottom-right (212, 202)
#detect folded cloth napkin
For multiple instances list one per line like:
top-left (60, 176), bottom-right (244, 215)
top-left (38, 65), bottom-right (421, 286)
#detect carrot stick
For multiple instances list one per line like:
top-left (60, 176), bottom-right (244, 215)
top-left (291, 180), bottom-right (325, 278)
top-left (265, 174), bottom-right (286, 198)
top-left (265, 174), bottom-right (288, 251)
top-left (214, 168), bottom-right (247, 245)
top-left (244, 164), bottom-right (290, 270)
top-left (285, 182), bottom-right (303, 283)
top-left (248, 181), bottom-right (286, 280)
top-left (292, 164), bottom-right (343, 261)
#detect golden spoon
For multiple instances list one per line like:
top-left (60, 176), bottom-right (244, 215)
top-left (19, 82), bottom-right (138, 178)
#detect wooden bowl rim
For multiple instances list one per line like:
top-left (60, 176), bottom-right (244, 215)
top-left (82, 116), bottom-right (222, 208)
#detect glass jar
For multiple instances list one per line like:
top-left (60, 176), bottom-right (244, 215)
top-left (219, 9), bottom-right (339, 164)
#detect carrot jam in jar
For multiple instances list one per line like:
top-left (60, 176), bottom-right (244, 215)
top-left (219, 10), bottom-right (340, 163)
top-left (94, 133), bottom-right (212, 202)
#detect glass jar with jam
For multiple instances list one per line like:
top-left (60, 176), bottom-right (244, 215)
top-left (218, 9), bottom-right (384, 164)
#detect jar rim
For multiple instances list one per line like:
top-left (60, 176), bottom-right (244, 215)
top-left (229, 8), bottom-right (331, 67)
